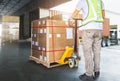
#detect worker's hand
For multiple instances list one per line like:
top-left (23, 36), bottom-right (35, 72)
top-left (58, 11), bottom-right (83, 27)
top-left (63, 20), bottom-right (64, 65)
top-left (68, 18), bottom-right (75, 27)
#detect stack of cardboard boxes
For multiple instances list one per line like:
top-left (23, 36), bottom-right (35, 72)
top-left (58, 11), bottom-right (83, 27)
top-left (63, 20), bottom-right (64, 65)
top-left (31, 18), bottom-right (75, 67)
top-left (2, 16), bottom-right (19, 42)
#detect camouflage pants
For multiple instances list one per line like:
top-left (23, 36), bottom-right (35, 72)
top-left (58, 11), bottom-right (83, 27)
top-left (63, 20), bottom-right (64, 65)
top-left (82, 29), bottom-right (102, 76)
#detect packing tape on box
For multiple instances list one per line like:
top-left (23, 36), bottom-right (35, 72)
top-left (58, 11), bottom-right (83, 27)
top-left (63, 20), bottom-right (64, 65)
top-left (32, 48), bottom-right (65, 52)
top-left (43, 49), bottom-right (65, 52)
top-left (33, 25), bottom-right (73, 28)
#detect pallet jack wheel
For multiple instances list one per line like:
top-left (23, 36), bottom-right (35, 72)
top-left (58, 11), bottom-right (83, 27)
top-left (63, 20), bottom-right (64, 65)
top-left (74, 59), bottom-right (79, 68)
top-left (68, 59), bottom-right (75, 68)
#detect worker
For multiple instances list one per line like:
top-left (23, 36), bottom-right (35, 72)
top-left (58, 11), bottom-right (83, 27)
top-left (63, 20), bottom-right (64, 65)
top-left (70, 0), bottom-right (105, 81)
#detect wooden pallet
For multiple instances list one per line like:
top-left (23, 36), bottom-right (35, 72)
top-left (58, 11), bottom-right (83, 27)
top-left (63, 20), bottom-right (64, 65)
top-left (29, 56), bottom-right (68, 68)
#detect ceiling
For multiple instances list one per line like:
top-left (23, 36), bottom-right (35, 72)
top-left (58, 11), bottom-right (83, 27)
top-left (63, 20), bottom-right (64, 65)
top-left (0, 0), bottom-right (70, 16)
top-left (0, 0), bottom-right (31, 15)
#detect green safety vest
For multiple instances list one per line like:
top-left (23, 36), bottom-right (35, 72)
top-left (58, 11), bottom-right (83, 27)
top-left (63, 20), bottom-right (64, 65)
top-left (82, 0), bottom-right (104, 25)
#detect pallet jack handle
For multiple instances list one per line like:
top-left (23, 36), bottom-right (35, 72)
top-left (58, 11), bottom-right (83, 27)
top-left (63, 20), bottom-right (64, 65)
top-left (73, 18), bottom-right (83, 60)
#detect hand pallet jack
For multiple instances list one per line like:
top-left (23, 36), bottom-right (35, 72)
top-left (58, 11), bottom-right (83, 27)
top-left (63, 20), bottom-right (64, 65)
top-left (57, 19), bottom-right (81, 68)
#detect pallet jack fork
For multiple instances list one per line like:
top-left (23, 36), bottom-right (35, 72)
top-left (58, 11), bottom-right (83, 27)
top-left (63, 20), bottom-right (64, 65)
top-left (57, 19), bottom-right (81, 68)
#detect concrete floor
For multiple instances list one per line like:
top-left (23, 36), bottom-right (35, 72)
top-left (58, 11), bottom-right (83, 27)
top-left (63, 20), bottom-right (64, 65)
top-left (0, 41), bottom-right (120, 81)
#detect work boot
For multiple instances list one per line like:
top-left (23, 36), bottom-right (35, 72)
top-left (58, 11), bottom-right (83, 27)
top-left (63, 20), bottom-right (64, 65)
top-left (79, 73), bottom-right (95, 81)
top-left (94, 71), bottom-right (100, 79)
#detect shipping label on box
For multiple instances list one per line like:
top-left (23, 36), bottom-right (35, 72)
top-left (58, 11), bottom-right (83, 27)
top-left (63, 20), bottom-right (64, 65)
top-left (39, 55), bottom-right (43, 60)
top-left (38, 47), bottom-right (41, 50)
top-left (40, 29), bottom-right (43, 33)
top-left (34, 34), bottom-right (37, 37)
top-left (48, 34), bottom-right (52, 38)
top-left (44, 28), bottom-right (47, 33)
top-left (42, 20), bottom-right (46, 25)
top-left (32, 41), bottom-right (35, 45)
top-left (66, 28), bottom-right (73, 39)
top-left (35, 42), bottom-right (39, 46)
top-left (44, 56), bottom-right (47, 62)
top-left (56, 34), bottom-right (61, 38)
top-left (42, 47), bottom-right (46, 51)
top-left (39, 21), bottom-right (41, 25)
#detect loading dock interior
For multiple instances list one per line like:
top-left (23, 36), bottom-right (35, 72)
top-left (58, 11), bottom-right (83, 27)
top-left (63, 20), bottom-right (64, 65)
top-left (0, 0), bottom-right (120, 81)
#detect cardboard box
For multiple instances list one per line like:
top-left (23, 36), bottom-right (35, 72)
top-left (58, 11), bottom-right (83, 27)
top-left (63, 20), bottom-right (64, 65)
top-left (32, 28), bottom-right (43, 33)
top-left (39, 20), bottom-right (67, 34)
top-left (43, 51), bottom-right (54, 62)
top-left (32, 20), bottom-right (40, 27)
top-left (43, 33), bottom-right (66, 61)
top-left (53, 34), bottom-right (66, 49)
top-left (54, 51), bottom-right (65, 61)
top-left (2, 16), bottom-right (19, 22)
top-left (32, 45), bottom-right (39, 50)
top-left (50, 14), bottom-right (63, 20)
top-left (32, 33), bottom-right (39, 42)
top-left (32, 50), bottom-right (42, 60)
top-left (33, 19), bottom-right (71, 33)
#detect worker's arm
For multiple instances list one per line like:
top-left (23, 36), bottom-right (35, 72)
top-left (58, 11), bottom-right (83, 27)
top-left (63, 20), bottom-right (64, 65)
top-left (69, 9), bottom-right (82, 26)
top-left (102, 10), bottom-right (105, 19)
top-left (71, 9), bottom-right (80, 19)
top-left (70, 9), bottom-right (82, 20)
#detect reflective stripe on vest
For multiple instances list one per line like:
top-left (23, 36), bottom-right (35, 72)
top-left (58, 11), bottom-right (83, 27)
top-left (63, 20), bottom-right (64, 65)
top-left (82, 0), bottom-right (103, 26)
